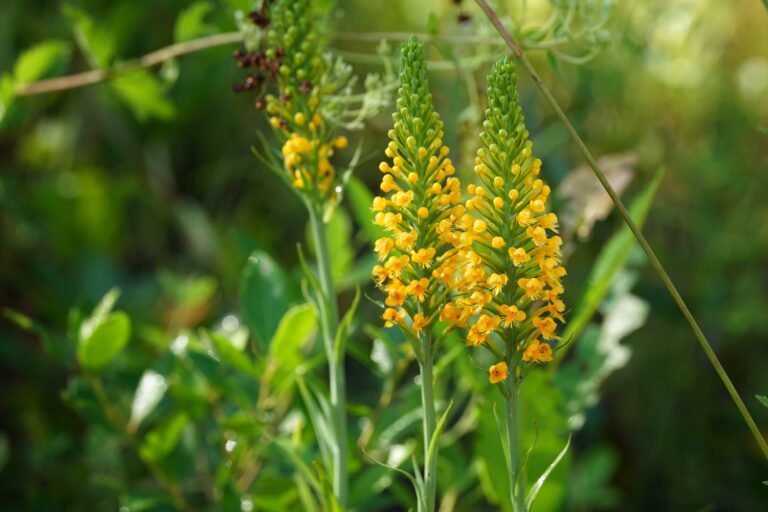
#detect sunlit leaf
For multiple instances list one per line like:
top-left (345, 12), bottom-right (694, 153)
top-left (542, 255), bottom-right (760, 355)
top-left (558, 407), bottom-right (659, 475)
top-left (128, 370), bottom-right (168, 432)
top-left (77, 311), bottom-right (131, 372)
top-left (13, 40), bottom-right (71, 84)
top-left (757, 395), bottom-right (768, 409)
top-left (239, 250), bottom-right (290, 349)
top-left (175, 1), bottom-right (216, 42)
top-left (270, 303), bottom-right (318, 371)
top-left (110, 69), bottom-right (175, 121)
top-left (62, 4), bottom-right (116, 69)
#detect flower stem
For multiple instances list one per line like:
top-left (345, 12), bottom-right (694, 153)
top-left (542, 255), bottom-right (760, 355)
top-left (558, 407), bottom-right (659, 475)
top-left (419, 332), bottom-right (438, 511)
top-left (308, 204), bottom-right (348, 507)
top-left (505, 374), bottom-right (526, 512)
top-left (475, 0), bottom-right (768, 464)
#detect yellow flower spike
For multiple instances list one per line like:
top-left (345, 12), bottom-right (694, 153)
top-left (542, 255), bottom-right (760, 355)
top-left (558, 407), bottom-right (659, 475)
top-left (371, 36), bottom-right (464, 347)
top-left (370, 37), bottom-right (465, 509)
top-left (451, 55), bottom-right (566, 389)
top-left (489, 361), bottom-right (509, 384)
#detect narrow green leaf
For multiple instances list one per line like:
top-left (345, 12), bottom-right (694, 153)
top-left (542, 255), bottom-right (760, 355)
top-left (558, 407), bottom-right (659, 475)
top-left (3, 308), bottom-right (70, 363)
top-left (239, 250), bottom-right (290, 349)
top-left (757, 395), bottom-right (768, 409)
top-left (62, 5), bottom-right (116, 69)
top-left (77, 311), bottom-right (131, 371)
top-left (273, 438), bottom-right (322, 493)
top-left (526, 434), bottom-right (572, 510)
top-left (561, 167), bottom-right (665, 347)
top-left (174, 1), bottom-right (216, 43)
top-left (13, 40), bottom-right (71, 84)
top-left (139, 412), bottom-right (189, 462)
top-left (270, 303), bottom-right (318, 370)
top-left (758, 127), bottom-right (768, 137)
top-left (360, 447), bottom-right (426, 512)
top-left (426, 400), bottom-right (453, 465)
top-left (296, 379), bottom-right (333, 471)
top-left (334, 287), bottom-right (360, 363)
top-left (110, 69), bottom-right (175, 121)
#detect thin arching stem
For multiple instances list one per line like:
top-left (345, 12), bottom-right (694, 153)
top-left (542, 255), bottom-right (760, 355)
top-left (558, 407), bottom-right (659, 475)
top-left (15, 32), bottom-right (244, 96)
top-left (475, 0), bottom-right (768, 463)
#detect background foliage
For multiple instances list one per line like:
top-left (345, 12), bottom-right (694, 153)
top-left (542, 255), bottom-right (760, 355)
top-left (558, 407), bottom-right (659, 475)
top-left (1, 0), bottom-right (767, 510)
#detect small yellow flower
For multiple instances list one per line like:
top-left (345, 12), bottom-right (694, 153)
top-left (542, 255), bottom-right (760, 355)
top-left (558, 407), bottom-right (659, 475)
top-left (412, 312), bottom-right (428, 333)
top-left (522, 339), bottom-right (553, 363)
top-left (498, 304), bottom-right (526, 327)
top-left (487, 273), bottom-right (508, 295)
top-left (489, 361), bottom-right (508, 384)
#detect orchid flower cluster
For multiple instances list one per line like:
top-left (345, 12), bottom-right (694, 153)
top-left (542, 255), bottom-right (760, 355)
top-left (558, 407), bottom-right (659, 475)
top-left (373, 44), bottom-right (567, 385)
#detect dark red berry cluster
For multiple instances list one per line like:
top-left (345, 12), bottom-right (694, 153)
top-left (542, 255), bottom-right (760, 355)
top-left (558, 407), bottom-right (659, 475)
top-left (231, 1), bottom-right (281, 110)
top-left (452, 0), bottom-right (472, 25)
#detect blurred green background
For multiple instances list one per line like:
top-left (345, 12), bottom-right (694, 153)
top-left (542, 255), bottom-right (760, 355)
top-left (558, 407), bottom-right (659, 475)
top-left (1, 0), bottom-right (767, 510)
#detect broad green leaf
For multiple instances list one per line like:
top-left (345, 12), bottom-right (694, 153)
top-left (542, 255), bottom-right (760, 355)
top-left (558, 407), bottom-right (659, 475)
top-left (128, 370), bottom-right (168, 432)
top-left (139, 412), bottom-right (188, 462)
top-left (110, 69), bottom-right (175, 121)
top-left (345, 177), bottom-right (386, 245)
top-left (757, 395), bottom-right (768, 409)
top-left (239, 250), bottom-right (290, 349)
top-left (561, 167), bottom-right (665, 349)
top-left (175, 2), bottom-right (216, 42)
top-left (77, 311), bottom-right (131, 371)
top-left (63, 5), bottom-right (116, 69)
top-left (270, 303), bottom-right (318, 370)
top-left (13, 40), bottom-right (71, 84)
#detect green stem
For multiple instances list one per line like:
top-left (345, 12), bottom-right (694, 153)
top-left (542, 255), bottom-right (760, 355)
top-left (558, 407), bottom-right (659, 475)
top-left (474, 0), bottom-right (768, 463)
top-left (308, 204), bottom-right (348, 507)
top-left (420, 332), bottom-right (438, 511)
top-left (505, 374), bottom-right (526, 512)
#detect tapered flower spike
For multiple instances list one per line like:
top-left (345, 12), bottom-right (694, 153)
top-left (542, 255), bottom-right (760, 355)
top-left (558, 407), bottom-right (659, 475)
top-left (263, 0), bottom-right (347, 201)
top-left (450, 55), bottom-right (567, 379)
top-left (371, 37), bottom-right (463, 336)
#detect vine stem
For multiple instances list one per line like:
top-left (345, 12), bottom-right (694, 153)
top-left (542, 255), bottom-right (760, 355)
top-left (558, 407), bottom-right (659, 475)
top-left (419, 333), bottom-right (438, 511)
top-left (307, 203), bottom-right (348, 507)
top-left (474, 0), bottom-right (768, 462)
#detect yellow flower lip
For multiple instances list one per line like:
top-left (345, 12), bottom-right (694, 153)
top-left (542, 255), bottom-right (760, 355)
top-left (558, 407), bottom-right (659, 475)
top-left (489, 361), bottom-right (508, 384)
